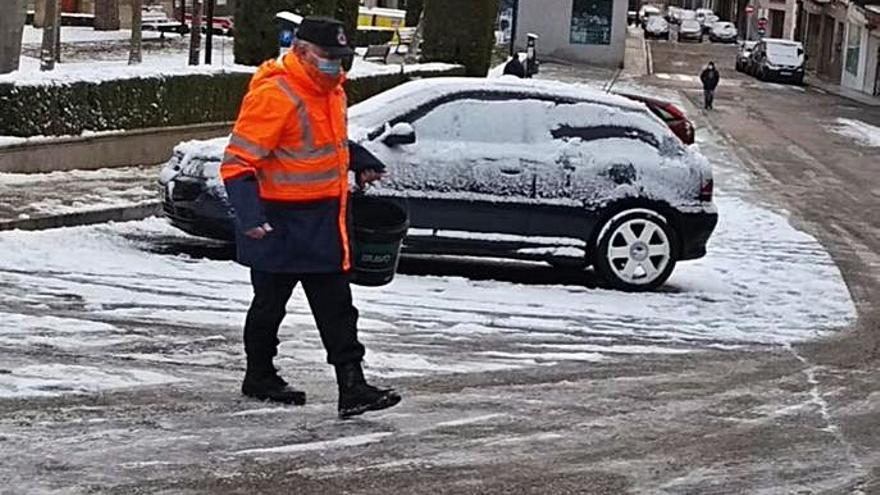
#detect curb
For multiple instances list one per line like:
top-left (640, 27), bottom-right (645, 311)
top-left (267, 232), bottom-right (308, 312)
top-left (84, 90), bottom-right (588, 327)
top-left (0, 202), bottom-right (162, 232)
top-left (0, 122), bottom-right (232, 174)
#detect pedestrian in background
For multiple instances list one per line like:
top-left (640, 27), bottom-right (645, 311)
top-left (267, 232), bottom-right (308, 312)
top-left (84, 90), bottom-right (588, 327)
top-left (700, 61), bottom-right (720, 110)
top-left (220, 16), bottom-right (401, 419)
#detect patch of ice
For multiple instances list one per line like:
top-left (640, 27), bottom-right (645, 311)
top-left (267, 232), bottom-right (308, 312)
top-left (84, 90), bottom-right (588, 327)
top-left (828, 118), bottom-right (880, 147)
top-left (235, 432), bottom-right (393, 455)
top-left (436, 413), bottom-right (508, 428)
top-left (0, 364), bottom-right (182, 398)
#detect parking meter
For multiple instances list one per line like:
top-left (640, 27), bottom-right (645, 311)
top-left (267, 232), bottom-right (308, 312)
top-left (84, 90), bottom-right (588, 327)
top-left (525, 33), bottom-right (540, 78)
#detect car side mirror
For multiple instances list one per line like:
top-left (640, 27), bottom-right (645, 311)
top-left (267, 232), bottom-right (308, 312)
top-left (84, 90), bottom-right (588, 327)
top-left (382, 122), bottom-right (416, 147)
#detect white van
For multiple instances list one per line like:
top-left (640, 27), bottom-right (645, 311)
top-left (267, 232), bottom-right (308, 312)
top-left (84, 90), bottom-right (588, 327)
top-left (751, 38), bottom-right (806, 84)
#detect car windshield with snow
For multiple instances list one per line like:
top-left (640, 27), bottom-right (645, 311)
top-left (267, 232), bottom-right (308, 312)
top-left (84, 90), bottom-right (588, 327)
top-left (159, 77), bottom-right (718, 291)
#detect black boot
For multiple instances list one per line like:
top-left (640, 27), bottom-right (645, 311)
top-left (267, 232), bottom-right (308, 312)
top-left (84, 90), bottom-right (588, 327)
top-left (241, 366), bottom-right (306, 405)
top-left (336, 362), bottom-right (401, 419)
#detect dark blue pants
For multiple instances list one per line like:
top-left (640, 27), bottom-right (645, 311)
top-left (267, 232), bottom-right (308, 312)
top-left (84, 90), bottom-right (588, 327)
top-left (244, 270), bottom-right (365, 373)
top-left (704, 89), bottom-right (715, 109)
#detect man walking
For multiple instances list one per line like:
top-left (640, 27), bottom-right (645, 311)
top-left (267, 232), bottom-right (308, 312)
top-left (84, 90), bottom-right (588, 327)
top-left (221, 16), bottom-right (400, 418)
top-left (700, 61), bottom-right (720, 110)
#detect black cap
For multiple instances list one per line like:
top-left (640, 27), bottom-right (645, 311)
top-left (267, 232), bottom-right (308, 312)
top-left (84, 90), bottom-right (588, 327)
top-left (297, 16), bottom-right (355, 58)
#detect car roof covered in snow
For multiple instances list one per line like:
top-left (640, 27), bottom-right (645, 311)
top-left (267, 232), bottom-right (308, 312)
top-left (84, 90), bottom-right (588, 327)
top-left (349, 76), bottom-right (648, 137)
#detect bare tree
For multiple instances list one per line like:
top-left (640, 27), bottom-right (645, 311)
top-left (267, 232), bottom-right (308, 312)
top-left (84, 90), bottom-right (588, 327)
top-left (189, 0), bottom-right (202, 65)
top-left (404, 10), bottom-right (425, 64)
top-left (40, 0), bottom-right (59, 71)
top-left (0, 0), bottom-right (28, 74)
top-left (129, 0), bottom-right (143, 64)
top-left (94, 0), bottom-right (120, 31)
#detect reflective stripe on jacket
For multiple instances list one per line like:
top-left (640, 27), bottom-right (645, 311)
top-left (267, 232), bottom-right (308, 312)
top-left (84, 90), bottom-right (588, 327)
top-left (221, 52), bottom-right (351, 273)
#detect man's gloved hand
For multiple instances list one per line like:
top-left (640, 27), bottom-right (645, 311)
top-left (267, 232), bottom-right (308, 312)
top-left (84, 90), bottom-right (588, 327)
top-left (245, 222), bottom-right (273, 240)
top-left (357, 169), bottom-right (384, 187)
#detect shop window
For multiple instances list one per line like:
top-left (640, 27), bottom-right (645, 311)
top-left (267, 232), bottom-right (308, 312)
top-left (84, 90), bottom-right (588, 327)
top-left (570, 0), bottom-right (613, 45)
top-left (846, 24), bottom-right (861, 76)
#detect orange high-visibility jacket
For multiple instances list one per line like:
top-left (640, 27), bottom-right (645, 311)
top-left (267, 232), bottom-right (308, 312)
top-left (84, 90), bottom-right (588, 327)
top-left (221, 52), bottom-right (351, 273)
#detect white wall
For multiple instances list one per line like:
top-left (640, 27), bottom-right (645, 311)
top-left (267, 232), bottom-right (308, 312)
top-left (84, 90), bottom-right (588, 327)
top-left (516, 0), bottom-right (627, 67)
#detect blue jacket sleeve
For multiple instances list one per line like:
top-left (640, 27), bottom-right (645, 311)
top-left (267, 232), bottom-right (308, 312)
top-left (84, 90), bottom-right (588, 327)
top-left (224, 173), bottom-right (266, 232)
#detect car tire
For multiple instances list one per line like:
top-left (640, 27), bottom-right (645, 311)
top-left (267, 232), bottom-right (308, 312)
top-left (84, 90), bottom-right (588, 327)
top-left (593, 209), bottom-right (678, 292)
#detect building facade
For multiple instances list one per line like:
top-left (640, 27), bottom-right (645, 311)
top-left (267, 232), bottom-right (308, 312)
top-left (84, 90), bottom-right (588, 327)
top-left (798, 0), bottom-right (879, 94)
top-left (516, 0), bottom-right (628, 67)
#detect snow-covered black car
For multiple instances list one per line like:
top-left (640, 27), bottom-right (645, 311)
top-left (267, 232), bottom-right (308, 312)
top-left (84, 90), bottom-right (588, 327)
top-left (159, 77), bottom-right (717, 291)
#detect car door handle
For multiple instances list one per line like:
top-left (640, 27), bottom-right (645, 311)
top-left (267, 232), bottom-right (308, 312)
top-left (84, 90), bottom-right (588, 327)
top-left (499, 167), bottom-right (523, 175)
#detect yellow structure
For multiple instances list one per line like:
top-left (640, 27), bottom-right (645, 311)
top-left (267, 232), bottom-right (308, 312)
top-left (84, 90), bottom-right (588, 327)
top-left (357, 6), bottom-right (406, 28)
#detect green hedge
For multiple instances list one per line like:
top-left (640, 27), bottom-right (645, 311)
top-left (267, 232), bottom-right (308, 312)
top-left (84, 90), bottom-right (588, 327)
top-left (421, 0), bottom-right (499, 77)
top-left (0, 66), bottom-right (465, 137)
top-left (353, 29), bottom-right (395, 47)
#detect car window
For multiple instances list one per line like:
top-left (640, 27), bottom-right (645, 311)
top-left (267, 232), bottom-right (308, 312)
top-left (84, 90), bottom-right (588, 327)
top-left (548, 101), bottom-right (669, 149)
top-left (411, 97), bottom-right (539, 143)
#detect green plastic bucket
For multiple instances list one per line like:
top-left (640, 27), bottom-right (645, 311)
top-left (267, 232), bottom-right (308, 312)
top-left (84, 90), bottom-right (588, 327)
top-left (350, 195), bottom-right (409, 287)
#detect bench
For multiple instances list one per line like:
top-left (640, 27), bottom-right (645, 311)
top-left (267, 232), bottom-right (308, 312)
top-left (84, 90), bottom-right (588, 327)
top-left (394, 27), bottom-right (416, 54)
top-left (363, 44), bottom-right (391, 64)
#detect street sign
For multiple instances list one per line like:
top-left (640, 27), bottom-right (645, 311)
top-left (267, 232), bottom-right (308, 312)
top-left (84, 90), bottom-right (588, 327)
top-left (757, 16), bottom-right (768, 28)
top-left (745, 5), bottom-right (755, 15)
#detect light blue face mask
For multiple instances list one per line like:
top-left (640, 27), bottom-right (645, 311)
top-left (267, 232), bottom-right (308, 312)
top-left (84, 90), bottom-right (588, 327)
top-left (317, 57), bottom-right (342, 77)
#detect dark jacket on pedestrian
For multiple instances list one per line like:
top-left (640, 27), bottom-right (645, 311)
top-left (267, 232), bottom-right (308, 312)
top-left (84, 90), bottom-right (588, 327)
top-left (700, 65), bottom-right (720, 91)
top-left (502, 56), bottom-right (526, 78)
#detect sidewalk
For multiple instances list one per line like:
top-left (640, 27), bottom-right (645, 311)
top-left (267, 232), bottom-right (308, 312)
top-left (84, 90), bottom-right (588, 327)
top-left (621, 25), bottom-right (649, 78)
top-left (807, 74), bottom-right (880, 107)
top-left (0, 166), bottom-right (160, 231)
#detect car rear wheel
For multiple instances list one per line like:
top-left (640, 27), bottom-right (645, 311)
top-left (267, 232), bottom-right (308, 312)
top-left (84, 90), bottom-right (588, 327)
top-left (594, 209), bottom-right (678, 291)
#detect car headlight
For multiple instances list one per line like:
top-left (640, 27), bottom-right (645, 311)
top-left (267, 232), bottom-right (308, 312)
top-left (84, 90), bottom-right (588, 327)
top-left (765, 62), bottom-right (780, 70)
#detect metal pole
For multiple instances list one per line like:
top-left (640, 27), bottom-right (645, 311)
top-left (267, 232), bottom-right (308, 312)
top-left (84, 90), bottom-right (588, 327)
top-left (205, 0), bottom-right (214, 64)
top-left (510, 0), bottom-right (519, 57)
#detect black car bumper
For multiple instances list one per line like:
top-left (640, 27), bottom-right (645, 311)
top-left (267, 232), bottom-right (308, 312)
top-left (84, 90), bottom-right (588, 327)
top-left (676, 209), bottom-right (718, 260)
top-left (160, 179), bottom-right (236, 242)
top-left (765, 68), bottom-right (805, 83)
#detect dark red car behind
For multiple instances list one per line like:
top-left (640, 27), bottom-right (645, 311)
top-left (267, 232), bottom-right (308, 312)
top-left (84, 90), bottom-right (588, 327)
top-left (619, 93), bottom-right (695, 145)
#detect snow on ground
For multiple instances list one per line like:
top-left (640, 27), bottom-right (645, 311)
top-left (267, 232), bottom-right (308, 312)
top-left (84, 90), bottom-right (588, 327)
top-left (0, 166), bottom-right (158, 221)
top-left (21, 25), bottom-right (163, 45)
top-left (7, 30), bottom-right (457, 86)
top-left (828, 118), bottom-right (880, 147)
top-left (0, 184), bottom-right (855, 397)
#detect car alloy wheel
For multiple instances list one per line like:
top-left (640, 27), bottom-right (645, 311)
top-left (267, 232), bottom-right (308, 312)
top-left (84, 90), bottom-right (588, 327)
top-left (594, 209), bottom-right (678, 291)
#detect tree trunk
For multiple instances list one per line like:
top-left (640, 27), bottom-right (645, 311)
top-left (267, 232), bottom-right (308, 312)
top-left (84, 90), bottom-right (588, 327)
top-left (54, 3), bottom-right (62, 63)
top-left (129, 0), bottom-right (143, 64)
top-left (189, 0), bottom-right (202, 65)
top-left (0, 0), bottom-right (28, 74)
top-left (34, 0), bottom-right (47, 28)
top-left (204, 0), bottom-right (214, 64)
top-left (404, 10), bottom-right (424, 63)
top-left (40, 0), bottom-right (58, 71)
top-left (94, 0), bottom-right (121, 31)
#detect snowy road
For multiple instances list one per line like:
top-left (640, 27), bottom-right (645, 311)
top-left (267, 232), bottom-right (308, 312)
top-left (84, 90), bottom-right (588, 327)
top-left (0, 116), bottom-right (859, 492)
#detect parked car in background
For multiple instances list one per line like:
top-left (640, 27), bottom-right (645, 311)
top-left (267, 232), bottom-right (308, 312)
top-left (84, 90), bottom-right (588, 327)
top-left (644, 16), bottom-right (670, 39)
top-left (709, 22), bottom-right (738, 43)
top-left (639, 4), bottom-right (662, 27)
top-left (628, 10), bottom-right (639, 26)
top-left (619, 93), bottom-right (695, 145)
top-left (736, 40), bottom-right (757, 71)
top-left (701, 14), bottom-right (720, 33)
top-left (159, 78), bottom-right (717, 291)
top-left (679, 19), bottom-right (703, 42)
top-left (748, 38), bottom-right (806, 84)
